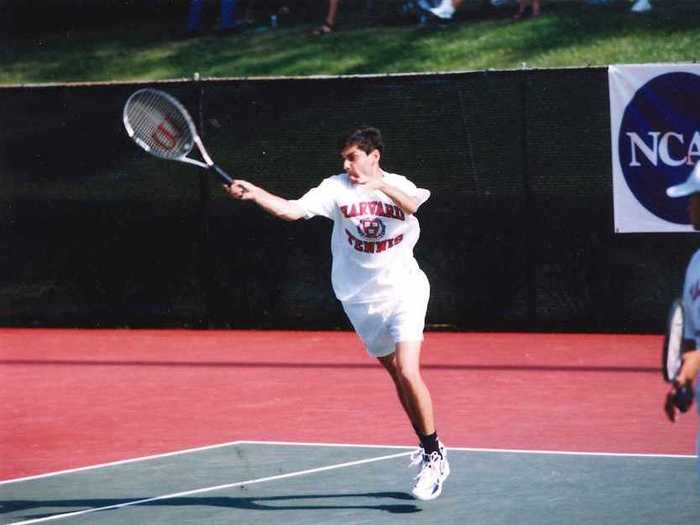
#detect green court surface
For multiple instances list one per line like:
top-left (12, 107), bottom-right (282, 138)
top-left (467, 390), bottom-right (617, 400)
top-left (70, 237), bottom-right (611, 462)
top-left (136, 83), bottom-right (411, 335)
top-left (1, 441), bottom-right (698, 524)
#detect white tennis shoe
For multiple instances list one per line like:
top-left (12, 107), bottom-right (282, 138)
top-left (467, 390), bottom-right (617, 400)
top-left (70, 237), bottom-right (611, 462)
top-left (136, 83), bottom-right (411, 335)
top-left (418, 0), bottom-right (455, 20)
top-left (630, 0), bottom-right (651, 13)
top-left (409, 445), bottom-right (450, 501)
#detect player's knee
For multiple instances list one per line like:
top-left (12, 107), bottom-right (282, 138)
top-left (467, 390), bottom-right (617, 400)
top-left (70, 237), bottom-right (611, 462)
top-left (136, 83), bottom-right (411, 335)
top-left (378, 354), bottom-right (398, 374)
top-left (396, 363), bottom-right (421, 385)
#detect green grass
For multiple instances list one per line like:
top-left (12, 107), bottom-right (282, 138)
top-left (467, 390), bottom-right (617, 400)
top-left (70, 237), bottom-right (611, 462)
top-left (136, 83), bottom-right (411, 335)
top-left (1, 2), bottom-right (699, 85)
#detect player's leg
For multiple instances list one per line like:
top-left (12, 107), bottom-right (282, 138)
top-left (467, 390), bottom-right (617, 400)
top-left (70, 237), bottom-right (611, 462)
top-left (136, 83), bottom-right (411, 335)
top-left (378, 349), bottom-right (441, 448)
top-left (385, 340), bottom-right (435, 435)
top-left (389, 340), bottom-right (449, 501)
top-left (383, 270), bottom-right (440, 446)
top-left (341, 272), bottom-right (448, 499)
top-left (377, 351), bottom-right (421, 431)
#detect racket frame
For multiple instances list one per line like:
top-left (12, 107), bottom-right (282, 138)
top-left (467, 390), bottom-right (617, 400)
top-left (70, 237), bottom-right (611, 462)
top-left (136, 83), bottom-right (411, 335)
top-left (123, 88), bottom-right (234, 185)
top-left (662, 298), bottom-right (686, 383)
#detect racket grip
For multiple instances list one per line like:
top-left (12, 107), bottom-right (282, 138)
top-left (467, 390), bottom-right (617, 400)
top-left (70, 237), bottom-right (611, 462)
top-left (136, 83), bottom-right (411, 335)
top-left (674, 384), bottom-right (694, 413)
top-left (212, 165), bottom-right (234, 186)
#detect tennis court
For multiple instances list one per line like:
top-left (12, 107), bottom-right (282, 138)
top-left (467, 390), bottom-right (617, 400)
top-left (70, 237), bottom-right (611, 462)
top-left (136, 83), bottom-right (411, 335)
top-left (1, 329), bottom-right (698, 524)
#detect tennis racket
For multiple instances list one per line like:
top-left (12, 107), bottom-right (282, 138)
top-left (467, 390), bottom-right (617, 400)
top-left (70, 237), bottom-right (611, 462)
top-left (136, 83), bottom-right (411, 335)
top-left (123, 88), bottom-right (234, 186)
top-left (662, 298), bottom-right (694, 418)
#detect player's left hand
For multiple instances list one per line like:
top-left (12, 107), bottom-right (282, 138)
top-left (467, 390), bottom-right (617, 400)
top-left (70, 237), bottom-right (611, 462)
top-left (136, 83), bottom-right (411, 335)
top-left (664, 379), bottom-right (695, 422)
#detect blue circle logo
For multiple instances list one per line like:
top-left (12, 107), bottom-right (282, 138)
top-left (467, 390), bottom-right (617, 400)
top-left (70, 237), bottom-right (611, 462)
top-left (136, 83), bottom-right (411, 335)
top-left (619, 72), bottom-right (700, 224)
top-left (357, 218), bottom-right (386, 239)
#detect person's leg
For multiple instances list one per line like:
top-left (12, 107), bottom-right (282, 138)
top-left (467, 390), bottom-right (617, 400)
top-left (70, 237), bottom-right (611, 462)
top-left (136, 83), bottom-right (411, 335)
top-left (380, 269), bottom-right (439, 446)
top-left (377, 351), bottom-right (421, 431)
top-left (385, 342), bottom-right (448, 501)
top-left (513, 0), bottom-right (529, 19)
top-left (378, 341), bottom-right (443, 456)
top-left (186, 0), bottom-right (204, 33)
top-left (219, 0), bottom-right (239, 30)
top-left (326, 0), bottom-right (341, 27)
top-left (393, 340), bottom-right (436, 436)
top-left (311, 0), bottom-right (339, 34)
top-left (312, 0), bottom-right (340, 32)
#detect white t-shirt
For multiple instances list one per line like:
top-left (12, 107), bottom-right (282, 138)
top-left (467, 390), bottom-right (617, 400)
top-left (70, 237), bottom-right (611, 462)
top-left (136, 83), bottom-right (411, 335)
top-left (292, 172), bottom-right (430, 304)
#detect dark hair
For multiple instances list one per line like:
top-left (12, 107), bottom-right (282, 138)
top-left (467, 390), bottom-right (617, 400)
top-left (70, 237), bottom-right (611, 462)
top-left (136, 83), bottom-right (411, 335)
top-left (341, 127), bottom-right (384, 155)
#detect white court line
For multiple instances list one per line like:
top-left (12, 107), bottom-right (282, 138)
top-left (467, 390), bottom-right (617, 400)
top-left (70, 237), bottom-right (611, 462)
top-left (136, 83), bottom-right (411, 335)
top-left (5, 450), bottom-right (412, 525)
top-left (0, 440), bottom-right (244, 486)
top-left (2, 439), bottom-right (695, 487)
top-left (239, 440), bottom-right (699, 459)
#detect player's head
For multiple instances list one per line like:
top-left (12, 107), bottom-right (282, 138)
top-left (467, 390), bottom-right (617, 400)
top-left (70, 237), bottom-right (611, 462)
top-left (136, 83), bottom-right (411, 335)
top-left (340, 127), bottom-right (384, 183)
top-left (667, 164), bottom-right (700, 230)
top-left (341, 127), bottom-right (384, 157)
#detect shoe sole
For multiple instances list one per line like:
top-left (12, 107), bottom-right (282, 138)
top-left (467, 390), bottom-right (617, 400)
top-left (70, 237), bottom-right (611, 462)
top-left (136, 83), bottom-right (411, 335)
top-left (412, 479), bottom-right (444, 501)
top-left (412, 462), bottom-right (450, 501)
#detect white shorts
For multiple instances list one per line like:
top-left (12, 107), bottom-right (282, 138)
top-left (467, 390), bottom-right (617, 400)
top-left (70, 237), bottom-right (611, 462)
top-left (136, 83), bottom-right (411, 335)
top-left (342, 270), bottom-right (430, 358)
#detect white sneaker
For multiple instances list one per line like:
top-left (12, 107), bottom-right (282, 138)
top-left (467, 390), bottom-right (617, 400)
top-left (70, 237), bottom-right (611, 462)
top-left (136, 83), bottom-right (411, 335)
top-left (430, 0), bottom-right (455, 20)
top-left (410, 448), bottom-right (450, 501)
top-left (630, 0), bottom-right (651, 13)
top-left (418, 0), bottom-right (455, 20)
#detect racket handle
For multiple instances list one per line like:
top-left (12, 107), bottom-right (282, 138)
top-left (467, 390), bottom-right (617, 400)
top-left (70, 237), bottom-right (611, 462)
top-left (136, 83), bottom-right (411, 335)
top-left (212, 165), bottom-right (234, 186)
top-left (674, 384), bottom-right (694, 413)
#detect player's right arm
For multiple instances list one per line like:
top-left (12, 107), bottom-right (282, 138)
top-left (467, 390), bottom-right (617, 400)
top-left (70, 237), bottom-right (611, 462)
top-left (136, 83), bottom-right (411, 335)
top-left (226, 180), bottom-right (305, 221)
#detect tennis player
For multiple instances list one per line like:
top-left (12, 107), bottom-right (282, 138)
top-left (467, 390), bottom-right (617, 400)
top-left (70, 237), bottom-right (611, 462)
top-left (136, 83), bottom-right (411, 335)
top-left (225, 127), bottom-right (450, 500)
top-left (665, 164), bottom-right (700, 486)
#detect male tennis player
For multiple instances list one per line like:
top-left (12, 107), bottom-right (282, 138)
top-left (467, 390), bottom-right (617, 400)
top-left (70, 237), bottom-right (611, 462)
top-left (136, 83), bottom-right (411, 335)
top-left (664, 164), bottom-right (700, 486)
top-left (225, 127), bottom-right (449, 500)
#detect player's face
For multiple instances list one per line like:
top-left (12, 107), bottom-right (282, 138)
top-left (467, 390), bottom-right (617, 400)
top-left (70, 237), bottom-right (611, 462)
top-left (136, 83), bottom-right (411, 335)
top-left (341, 145), bottom-right (378, 184)
top-left (689, 194), bottom-right (700, 230)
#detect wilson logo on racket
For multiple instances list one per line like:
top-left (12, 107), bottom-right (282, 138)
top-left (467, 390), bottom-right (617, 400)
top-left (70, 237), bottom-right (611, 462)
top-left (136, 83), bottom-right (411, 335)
top-left (151, 116), bottom-right (183, 151)
top-left (356, 218), bottom-right (386, 239)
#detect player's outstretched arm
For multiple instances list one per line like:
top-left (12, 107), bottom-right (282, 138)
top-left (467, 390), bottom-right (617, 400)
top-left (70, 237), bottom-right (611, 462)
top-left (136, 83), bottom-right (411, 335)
top-left (225, 180), bottom-right (305, 221)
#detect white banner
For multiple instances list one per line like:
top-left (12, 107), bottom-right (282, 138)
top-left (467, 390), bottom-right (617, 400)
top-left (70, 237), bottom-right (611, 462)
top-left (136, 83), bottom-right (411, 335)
top-left (609, 64), bottom-right (700, 233)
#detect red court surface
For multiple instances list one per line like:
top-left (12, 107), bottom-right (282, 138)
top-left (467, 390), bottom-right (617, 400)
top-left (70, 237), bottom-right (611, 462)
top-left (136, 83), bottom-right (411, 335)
top-left (0, 329), bottom-right (695, 481)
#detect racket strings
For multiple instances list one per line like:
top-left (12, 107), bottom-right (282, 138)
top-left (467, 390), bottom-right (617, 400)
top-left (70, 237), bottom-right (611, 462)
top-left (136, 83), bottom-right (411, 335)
top-left (125, 90), bottom-right (194, 160)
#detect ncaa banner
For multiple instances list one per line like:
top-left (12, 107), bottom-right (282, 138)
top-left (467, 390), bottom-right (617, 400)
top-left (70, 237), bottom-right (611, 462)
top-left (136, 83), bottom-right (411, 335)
top-left (609, 64), bottom-right (700, 233)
